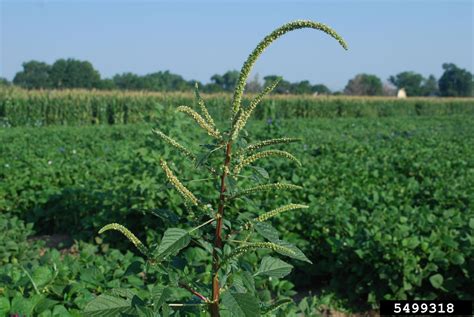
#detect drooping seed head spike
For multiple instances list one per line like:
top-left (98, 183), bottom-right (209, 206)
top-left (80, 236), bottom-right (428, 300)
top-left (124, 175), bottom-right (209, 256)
top-left (99, 223), bottom-right (149, 256)
top-left (232, 20), bottom-right (348, 114)
top-left (152, 129), bottom-right (196, 161)
top-left (254, 204), bottom-right (309, 222)
top-left (160, 159), bottom-right (200, 206)
top-left (224, 242), bottom-right (295, 264)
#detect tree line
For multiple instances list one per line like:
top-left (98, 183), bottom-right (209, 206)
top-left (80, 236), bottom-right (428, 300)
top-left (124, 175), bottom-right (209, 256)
top-left (1, 58), bottom-right (473, 97)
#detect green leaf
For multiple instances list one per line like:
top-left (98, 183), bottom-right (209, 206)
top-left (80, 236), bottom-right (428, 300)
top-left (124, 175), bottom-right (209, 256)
top-left (52, 305), bottom-right (72, 316)
top-left (221, 291), bottom-right (261, 317)
top-left (241, 271), bottom-right (256, 293)
top-left (254, 222), bottom-right (280, 242)
top-left (161, 304), bottom-right (170, 317)
top-left (11, 294), bottom-right (43, 316)
top-left (154, 228), bottom-right (191, 261)
top-left (124, 261), bottom-right (143, 276)
top-left (35, 298), bottom-right (59, 314)
top-left (32, 266), bottom-right (53, 287)
top-left (110, 288), bottom-right (137, 300)
top-left (274, 240), bottom-right (312, 264)
top-left (83, 295), bottom-right (135, 317)
top-left (151, 285), bottom-right (171, 311)
top-left (429, 274), bottom-right (444, 289)
top-left (0, 297), bottom-right (10, 316)
top-left (252, 166), bottom-right (269, 179)
top-left (261, 298), bottom-right (292, 315)
top-left (136, 305), bottom-right (156, 317)
top-left (451, 253), bottom-right (465, 265)
top-left (469, 218), bottom-right (474, 229)
top-left (256, 256), bottom-right (293, 278)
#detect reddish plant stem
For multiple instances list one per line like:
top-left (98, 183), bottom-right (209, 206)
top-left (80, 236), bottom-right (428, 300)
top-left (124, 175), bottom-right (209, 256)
top-left (210, 142), bottom-right (232, 317)
top-left (179, 282), bottom-right (209, 302)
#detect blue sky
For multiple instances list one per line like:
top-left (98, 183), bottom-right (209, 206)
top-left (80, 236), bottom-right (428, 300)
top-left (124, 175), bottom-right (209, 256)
top-left (1, 0), bottom-right (472, 91)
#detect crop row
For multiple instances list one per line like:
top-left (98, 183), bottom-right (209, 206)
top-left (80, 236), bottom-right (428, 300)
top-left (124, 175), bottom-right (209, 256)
top-left (1, 87), bottom-right (474, 126)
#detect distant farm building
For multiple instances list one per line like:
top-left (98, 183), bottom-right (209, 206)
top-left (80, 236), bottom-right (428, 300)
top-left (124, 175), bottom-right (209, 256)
top-left (397, 88), bottom-right (407, 98)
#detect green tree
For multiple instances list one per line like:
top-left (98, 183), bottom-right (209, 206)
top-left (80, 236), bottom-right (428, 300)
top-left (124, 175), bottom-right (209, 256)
top-left (50, 58), bottom-right (101, 89)
top-left (344, 73), bottom-right (383, 96)
top-left (422, 75), bottom-right (439, 96)
top-left (389, 71), bottom-right (425, 96)
top-left (203, 83), bottom-right (224, 93)
top-left (263, 75), bottom-right (291, 94)
top-left (13, 60), bottom-right (52, 89)
top-left (210, 70), bottom-right (240, 91)
top-left (97, 78), bottom-right (117, 90)
top-left (291, 80), bottom-right (313, 94)
top-left (113, 72), bottom-right (144, 90)
top-left (439, 63), bottom-right (473, 97)
top-left (0, 77), bottom-right (10, 86)
top-left (143, 71), bottom-right (194, 91)
top-left (312, 84), bottom-right (331, 95)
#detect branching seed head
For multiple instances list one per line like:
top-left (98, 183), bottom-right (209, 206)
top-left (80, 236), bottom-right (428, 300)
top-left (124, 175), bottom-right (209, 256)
top-left (230, 78), bottom-right (281, 140)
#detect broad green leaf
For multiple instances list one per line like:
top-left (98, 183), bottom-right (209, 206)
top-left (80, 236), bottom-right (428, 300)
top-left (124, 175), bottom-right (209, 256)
top-left (254, 222), bottom-right (280, 242)
top-left (154, 228), bottom-right (191, 260)
top-left (137, 305), bottom-right (156, 317)
top-left (261, 298), bottom-right (292, 315)
top-left (110, 288), bottom-right (137, 300)
top-left (252, 166), bottom-right (269, 179)
top-left (221, 291), bottom-right (260, 317)
top-left (241, 271), bottom-right (256, 293)
top-left (11, 294), bottom-right (43, 316)
top-left (451, 253), bottom-right (465, 265)
top-left (83, 294), bottom-right (135, 317)
top-left (161, 304), bottom-right (170, 317)
top-left (232, 275), bottom-right (247, 293)
top-left (0, 297), bottom-right (10, 316)
top-left (256, 256), bottom-right (293, 278)
top-left (35, 298), bottom-right (59, 314)
top-left (32, 266), bottom-right (53, 287)
top-left (151, 285), bottom-right (171, 311)
top-left (124, 261), bottom-right (143, 276)
top-left (52, 305), bottom-right (72, 316)
top-left (229, 270), bottom-right (258, 293)
top-left (429, 274), bottom-right (444, 289)
top-left (274, 240), bottom-right (312, 264)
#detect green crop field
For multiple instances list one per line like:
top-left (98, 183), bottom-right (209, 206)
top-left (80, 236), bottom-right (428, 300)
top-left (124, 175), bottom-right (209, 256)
top-left (1, 87), bottom-right (474, 127)
top-left (1, 96), bottom-right (473, 316)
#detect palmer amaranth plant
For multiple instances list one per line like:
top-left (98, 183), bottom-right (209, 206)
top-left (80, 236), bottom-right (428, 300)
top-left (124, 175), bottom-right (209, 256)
top-left (85, 20), bottom-right (347, 316)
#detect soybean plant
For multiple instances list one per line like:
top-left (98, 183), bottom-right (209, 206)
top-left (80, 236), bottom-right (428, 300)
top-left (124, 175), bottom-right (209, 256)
top-left (85, 20), bottom-right (347, 317)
